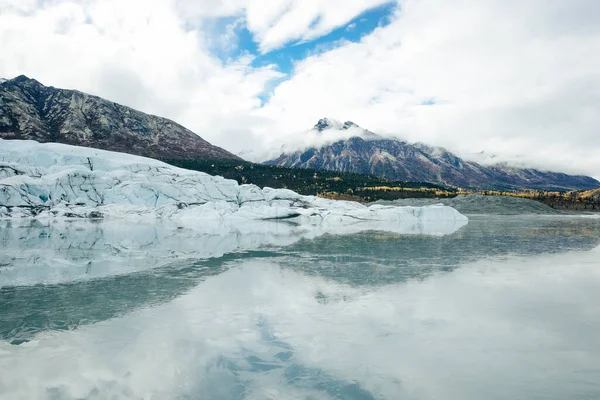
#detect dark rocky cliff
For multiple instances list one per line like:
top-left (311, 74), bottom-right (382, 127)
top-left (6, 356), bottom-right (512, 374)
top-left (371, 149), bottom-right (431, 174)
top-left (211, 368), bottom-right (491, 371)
top-left (0, 76), bottom-right (241, 163)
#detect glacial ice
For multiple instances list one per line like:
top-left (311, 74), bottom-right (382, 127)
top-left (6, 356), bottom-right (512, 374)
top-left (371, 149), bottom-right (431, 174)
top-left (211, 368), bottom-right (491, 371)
top-left (0, 139), bottom-right (468, 234)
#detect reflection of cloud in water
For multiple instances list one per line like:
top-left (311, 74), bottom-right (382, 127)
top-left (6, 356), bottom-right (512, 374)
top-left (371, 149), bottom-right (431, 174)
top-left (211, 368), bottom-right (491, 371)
top-left (0, 264), bottom-right (389, 399)
top-left (1, 249), bottom-right (600, 399)
top-left (0, 215), bottom-right (466, 343)
top-left (1, 216), bottom-right (599, 345)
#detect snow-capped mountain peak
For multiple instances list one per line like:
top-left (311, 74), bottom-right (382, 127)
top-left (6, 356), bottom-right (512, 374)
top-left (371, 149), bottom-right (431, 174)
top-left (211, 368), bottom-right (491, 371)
top-left (313, 118), bottom-right (345, 132)
top-left (312, 118), bottom-right (381, 140)
top-left (266, 120), bottom-right (600, 191)
top-left (313, 118), bottom-right (365, 132)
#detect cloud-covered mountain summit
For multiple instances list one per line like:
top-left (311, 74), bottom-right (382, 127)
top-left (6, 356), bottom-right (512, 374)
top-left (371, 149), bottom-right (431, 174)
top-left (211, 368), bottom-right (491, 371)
top-left (265, 119), bottom-right (600, 191)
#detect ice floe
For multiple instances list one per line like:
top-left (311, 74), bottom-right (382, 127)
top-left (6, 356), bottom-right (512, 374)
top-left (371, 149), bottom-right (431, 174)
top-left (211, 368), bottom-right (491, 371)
top-left (0, 139), bottom-right (467, 236)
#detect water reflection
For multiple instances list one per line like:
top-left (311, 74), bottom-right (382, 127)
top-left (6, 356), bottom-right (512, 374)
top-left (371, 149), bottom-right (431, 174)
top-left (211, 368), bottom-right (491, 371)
top-left (0, 252), bottom-right (268, 344)
top-left (0, 216), bottom-right (599, 399)
top-left (281, 215), bottom-right (600, 285)
top-left (1, 249), bottom-right (599, 399)
top-left (1, 216), bottom-right (599, 344)
top-left (0, 219), bottom-right (306, 286)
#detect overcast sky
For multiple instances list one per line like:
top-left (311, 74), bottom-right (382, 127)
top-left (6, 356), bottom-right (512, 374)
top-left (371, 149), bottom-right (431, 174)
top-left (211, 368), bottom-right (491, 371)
top-left (1, 0), bottom-right (599, 176)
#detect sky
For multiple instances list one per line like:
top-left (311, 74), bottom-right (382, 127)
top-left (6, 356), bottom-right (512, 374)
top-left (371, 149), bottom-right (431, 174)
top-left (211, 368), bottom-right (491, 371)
top-left (0, 0), bottom-right (599, 177)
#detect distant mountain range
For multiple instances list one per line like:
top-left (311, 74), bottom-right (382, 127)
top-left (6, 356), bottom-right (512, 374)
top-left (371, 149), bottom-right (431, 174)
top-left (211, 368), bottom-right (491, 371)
top-left (1, 77), bottom-right (597, 192)
top-left (0, 76), bottom-right (241, 163)
top-left (265, 118), bottom-right (600, 191)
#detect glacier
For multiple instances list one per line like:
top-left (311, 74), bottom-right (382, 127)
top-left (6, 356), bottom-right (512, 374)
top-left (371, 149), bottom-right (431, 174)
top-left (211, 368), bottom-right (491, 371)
top-left (0, 139), bottom-right (467, 235)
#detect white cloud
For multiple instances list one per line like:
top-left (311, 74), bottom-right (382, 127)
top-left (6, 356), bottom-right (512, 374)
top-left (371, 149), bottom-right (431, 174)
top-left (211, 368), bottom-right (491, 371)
top-left (245, 0), bottom-right (393, 52)
top-left (176, 0), bottom-right (393, 52)
top-left (1, 0), bottom-right (599, 178)
top-left (0, 0), bottom-right (283, 148)
top-left (254, 0), bottom-right (600, 176)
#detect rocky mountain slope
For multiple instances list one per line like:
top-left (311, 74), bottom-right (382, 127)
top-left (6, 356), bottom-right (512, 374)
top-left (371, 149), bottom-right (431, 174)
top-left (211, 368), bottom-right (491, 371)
top-left (0, 75), bottom-right (241, 163)
top-left (265, 119), bottom-right (600, 191)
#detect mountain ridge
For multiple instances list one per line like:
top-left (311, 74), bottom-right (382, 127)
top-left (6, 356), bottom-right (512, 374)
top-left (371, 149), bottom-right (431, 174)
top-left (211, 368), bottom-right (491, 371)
top-left (265, 118), bottom-right (600, 191)
top-left (0, 75), bottom-right (241, 163)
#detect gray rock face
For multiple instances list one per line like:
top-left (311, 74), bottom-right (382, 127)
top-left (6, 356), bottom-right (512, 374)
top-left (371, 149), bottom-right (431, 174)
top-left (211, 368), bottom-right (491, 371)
top-left (0, 75), bottom-right (241, 163)
top-left (266, 119), bottom-right (600, 191)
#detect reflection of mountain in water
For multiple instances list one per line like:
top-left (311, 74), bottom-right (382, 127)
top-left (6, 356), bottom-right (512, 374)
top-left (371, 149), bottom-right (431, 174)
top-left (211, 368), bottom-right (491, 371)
top-left (276, 216), bottom-right (600, 286)
top-left (0, 251), bottom-right (279, 344)
top-left (1, 216), bottom-right (598, 344)
top-left (1, 219), bottom-right (304, 343)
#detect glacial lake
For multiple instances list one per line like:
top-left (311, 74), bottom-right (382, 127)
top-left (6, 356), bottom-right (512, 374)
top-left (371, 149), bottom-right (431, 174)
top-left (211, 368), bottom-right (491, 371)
top-left (1, 215), bottom-right (600, 399)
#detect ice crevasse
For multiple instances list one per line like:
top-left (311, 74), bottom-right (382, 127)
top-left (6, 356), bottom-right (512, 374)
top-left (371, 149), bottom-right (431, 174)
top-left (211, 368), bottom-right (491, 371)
top-left (0, 139), bottom-right (468, 235)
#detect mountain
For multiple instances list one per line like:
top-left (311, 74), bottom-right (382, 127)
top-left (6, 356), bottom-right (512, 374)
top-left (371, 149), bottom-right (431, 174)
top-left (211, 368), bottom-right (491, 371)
top-left (265, 118), bottom-right (600, 191)
top-left (0, 75), bottom-right (241, 162)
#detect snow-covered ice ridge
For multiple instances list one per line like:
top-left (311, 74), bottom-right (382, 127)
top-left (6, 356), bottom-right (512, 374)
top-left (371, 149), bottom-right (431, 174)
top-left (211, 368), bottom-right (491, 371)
top-left (0, 139), bottom-right (467, 234)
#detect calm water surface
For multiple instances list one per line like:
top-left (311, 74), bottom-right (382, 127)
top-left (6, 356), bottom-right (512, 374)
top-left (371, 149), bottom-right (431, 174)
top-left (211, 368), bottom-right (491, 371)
top-left (1, 215), bottom-right (599, 399)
